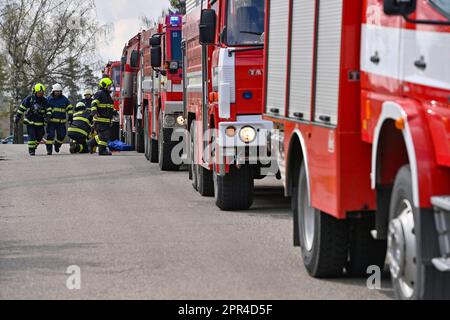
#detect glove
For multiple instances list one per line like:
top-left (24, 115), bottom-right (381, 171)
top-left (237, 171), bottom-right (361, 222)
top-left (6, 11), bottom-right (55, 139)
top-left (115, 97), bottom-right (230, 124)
top-left (68, 115), bottom-right (73, 124)
top-left (44, 116), bottom-right (50, 124)
top-left (14, 116), bottom-right (21, 125)
top-left (91, 111), bottom-right (99, 118)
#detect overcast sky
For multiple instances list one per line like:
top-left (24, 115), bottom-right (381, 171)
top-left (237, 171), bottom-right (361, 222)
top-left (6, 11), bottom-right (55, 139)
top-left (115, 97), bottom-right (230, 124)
top-left (95, 0), bottom-right (169, 63)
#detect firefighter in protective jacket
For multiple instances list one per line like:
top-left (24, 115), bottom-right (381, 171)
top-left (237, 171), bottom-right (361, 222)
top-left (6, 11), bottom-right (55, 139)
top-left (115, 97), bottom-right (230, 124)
top-left (14, 83), bottom-right (51, 156)
top-left (87, 78), bottom-right (117, 156)
top-left (46, 84), bottom-right (73, 155)
top-left (68, 102), bottom-right (93, 154)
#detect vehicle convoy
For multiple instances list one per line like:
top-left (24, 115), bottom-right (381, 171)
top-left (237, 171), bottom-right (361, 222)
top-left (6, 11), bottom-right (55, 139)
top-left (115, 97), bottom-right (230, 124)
top-left (184, 0), bottom-right (272, 211)
top-left (102, 61), bottom-right (121, 141)
top-left (145, 14), bottom-right (185, 171)
top-left (263, 0), bottom-right (450, 299)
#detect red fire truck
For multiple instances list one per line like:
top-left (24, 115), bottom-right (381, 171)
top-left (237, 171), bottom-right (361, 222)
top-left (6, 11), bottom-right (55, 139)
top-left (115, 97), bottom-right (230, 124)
top-left (103, 61), bottom-right (121, 140)
top-left (263, 0), bottom-right (450, 299)
top-left (184, 0), bottom-right (272, 211)
top-left (120, 33), bottom-right (144, 152)
top-left (144, 14), bottom-right (185, 171)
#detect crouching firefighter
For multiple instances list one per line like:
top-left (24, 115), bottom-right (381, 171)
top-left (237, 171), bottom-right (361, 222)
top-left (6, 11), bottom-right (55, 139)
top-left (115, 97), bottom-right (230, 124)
top-left (46, 84), bottom-right (73, 155)
top-left (14, 83), bottom-right (51, 156)
top-left (68, 102), bottom-right (93, 154)
top-left (87, 78), bottom-right (117, 156)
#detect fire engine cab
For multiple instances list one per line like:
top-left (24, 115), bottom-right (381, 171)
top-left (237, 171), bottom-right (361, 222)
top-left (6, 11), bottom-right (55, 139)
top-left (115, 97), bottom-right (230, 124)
top-left (144, 14), bottom-right (185, 171)
top-left (263, 0), bottom-right (450, 299)
top-left (184, 0), bottom-right (273, 211)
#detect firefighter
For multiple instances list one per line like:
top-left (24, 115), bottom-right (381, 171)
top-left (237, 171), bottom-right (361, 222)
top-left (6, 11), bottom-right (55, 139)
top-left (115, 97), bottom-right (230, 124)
top-left (87, 78), bottom-right (117, 156)
top-left (46, 84), bottom-right (73, 155)
top-left (81, 89), bottom-right (94, 112)
top-left (68, 102), bottom-right (93, 154)
top-left (14, 83), bottom-right (51, 156)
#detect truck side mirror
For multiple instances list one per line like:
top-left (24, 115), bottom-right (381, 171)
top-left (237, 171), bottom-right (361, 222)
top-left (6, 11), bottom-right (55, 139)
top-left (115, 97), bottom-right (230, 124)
top-left (151, 46), bottom-right (162, 68)
top-left (121, 56), bottom-right (126, 72)
top-left (383, 0), bottom-right (416, 16)
top-left (150, 36), bottom-right (161, 47)
top-left (130, 50), bottom-right (139, 68)
top-left (199, 9), bottom-right (216, 45)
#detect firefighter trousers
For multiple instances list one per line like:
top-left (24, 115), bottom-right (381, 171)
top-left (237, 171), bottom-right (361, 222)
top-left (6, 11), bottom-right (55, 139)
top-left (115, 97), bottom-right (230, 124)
top-left (91, 122), bottom-right (111, 152)
top-left (46, 122), bottom-right (67, 151)
top-left (27, 125), bottom-right (45, 153)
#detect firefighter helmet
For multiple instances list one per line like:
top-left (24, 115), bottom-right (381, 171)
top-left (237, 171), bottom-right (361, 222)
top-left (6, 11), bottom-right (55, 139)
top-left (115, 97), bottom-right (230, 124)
top-left (99, 78), bottom-right (113, 89)
top-left (84, 88), bottom-right (93, 96)
top-left (52, 83), bottom-right (63, 93)
top-left (32, 83), bottom-right (46, 94)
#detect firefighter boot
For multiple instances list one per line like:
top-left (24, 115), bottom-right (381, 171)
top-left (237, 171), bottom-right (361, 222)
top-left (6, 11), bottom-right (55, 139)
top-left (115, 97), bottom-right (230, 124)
top-left (55, 143), bottom-right (61, 153)
top-left (87, 139), bottom-right (97, 154)
top-left (69, 142), bottom-right (77, 154)
top-left (29, 149), bottom-right (36, 157)
top-left (46, 144), bottom-right (53, 156)
top-left (99, 146), bottom-right (112, 156)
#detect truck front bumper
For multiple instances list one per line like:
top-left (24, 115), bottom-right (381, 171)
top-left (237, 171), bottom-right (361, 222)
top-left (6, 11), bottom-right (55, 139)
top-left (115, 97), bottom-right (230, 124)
top-left (217, 116), bottom-right (274, 166)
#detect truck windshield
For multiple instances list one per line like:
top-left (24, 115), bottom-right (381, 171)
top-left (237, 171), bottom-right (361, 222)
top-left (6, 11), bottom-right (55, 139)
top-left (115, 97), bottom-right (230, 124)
top-left (226, 0), bottom-right (265, 46)
top-left (112, 66), bottom-right (121, 87)
top-left (430, 0), bottom-right (450, 19)
top-left (171, 30), bottom-right (182, 62)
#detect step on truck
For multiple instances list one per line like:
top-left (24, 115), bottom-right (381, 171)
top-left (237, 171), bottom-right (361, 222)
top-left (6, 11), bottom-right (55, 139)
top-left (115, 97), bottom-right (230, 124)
top-left (184, 0), bottom-right (273, 211)
top-left (263, 0), bottom-right (450, 299)
top-left (144, 14), bottom-right (185, 171)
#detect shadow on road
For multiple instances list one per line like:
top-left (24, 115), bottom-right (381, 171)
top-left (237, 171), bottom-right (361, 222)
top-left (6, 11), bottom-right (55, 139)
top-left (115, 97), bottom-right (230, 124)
top-left (238, 183), bottom-right (395, 300)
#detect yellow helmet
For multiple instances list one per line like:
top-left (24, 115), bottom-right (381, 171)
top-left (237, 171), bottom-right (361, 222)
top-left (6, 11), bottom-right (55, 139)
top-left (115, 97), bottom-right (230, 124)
top-left (32, 83), bottom-right (46, 94)
top-left (99, 78), bottom-right (113, 89)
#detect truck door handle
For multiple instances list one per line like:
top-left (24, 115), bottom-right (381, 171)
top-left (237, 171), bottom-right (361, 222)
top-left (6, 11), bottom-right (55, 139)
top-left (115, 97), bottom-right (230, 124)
top-left (319, 115), bottom-right (331, 123)
top-left (293, 112), bottom-right (304, 119)
top-left (370, 52), bottom-right (380, 64)
top-left (270, 108), bottom-right (280, 114)
top-left (414, 56), bottom-right (427, 70)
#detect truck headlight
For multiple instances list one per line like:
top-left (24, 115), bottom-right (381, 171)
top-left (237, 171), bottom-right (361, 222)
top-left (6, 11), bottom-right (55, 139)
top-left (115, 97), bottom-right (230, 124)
top-left (239, 126), bottom-right (257, 144)
top-left (169, 61), bottom-right (179, 70)
top-left (164, 115), bottom-right (176, 127)
top-left (176, 115), bottom-right (185, 126)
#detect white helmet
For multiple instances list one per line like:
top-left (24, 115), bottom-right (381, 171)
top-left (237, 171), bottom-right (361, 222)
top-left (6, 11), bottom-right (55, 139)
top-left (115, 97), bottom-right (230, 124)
top-left (84, 88), bottom-right (93, 96)
top-left (52, 83), bottom-right (63, 92)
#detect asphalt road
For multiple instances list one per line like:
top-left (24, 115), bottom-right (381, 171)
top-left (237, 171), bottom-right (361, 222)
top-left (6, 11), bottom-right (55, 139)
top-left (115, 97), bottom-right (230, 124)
top-left (0, 145), bottom-right (393, 300)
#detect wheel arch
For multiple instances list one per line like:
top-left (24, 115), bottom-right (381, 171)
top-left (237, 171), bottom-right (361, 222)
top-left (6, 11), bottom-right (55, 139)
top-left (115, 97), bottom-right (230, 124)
top-left (371, 101), bottom-right (420, 207)
top-left (286, 129), bottom-right (311, 205)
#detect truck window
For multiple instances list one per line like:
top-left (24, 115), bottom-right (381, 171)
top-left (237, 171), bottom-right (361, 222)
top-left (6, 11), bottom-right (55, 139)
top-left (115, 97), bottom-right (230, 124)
top-left (430, 0), bottom-right (450, 19)
top-left (171, 30), bottom-right (182, 62)
top-left (112, 66), bottom-right (121, 87)
top-left (226, 0), bottom-right (265, 46)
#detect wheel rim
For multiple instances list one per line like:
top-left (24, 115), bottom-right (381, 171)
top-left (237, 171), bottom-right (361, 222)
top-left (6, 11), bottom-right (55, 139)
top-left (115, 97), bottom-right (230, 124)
top-left (299, 179), bottom-right (315, 252)
top-left (388, 199), bottom-right (417, 299)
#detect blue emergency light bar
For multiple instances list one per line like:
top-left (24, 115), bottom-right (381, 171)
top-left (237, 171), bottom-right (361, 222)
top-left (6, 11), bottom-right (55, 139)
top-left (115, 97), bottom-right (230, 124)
top-left (170, 16), bottom-right (180, 25)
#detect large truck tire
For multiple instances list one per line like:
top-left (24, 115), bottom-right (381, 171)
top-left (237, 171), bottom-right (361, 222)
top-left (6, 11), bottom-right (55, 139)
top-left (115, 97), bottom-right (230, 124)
top-left (214, 165), bottom-right (254, 211)
top-left (294, 164), bottom-right (348, 278)
top-left (158, 111), bottom-right (180, 171)
top-left (346, 216), bottom-right (387, 277)
top-left (388, 165), bottom-right (450, 300)
top-left (136, 125), bottom-right (145, 154)
top-left (190, 121), bottom-right (198, 191)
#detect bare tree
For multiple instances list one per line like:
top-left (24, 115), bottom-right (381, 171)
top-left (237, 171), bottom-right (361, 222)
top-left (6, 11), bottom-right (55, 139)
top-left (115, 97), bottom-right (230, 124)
top-left (0, 0), bottom-right (110, 143)
top-left (169, 0), bottom-right (186, 14)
